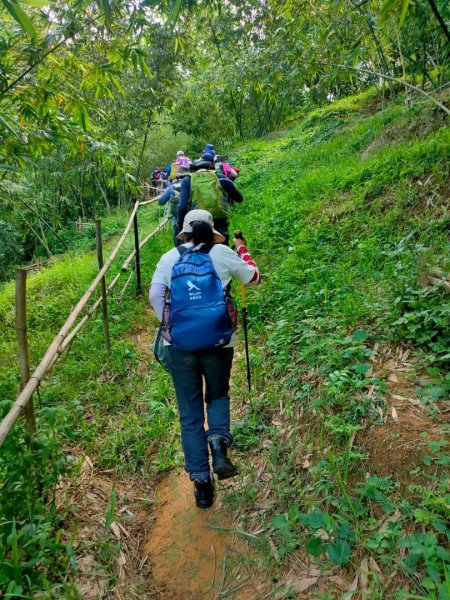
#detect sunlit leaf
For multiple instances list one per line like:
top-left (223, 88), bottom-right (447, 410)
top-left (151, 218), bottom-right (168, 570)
top-left (166, 0), bottom-right (183, 26)
top-left (2, 0), bottom-right (36, 38)
top-left (18, 0), bottom-right (48, 6)
top-left (399, 0), bottom-right (411, 27)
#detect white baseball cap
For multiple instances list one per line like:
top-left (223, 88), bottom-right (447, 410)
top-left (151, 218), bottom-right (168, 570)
top-left (176, 209), bottom-right (225, 243)
top-left (176, 150), bottom-right (184, 156)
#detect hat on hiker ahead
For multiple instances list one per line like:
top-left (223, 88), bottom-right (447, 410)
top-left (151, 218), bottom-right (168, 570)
top-left (201, 152), bottom-right (215, 163)
top-left (176, 150), bottom-right (185, 156)
top-left (176, 209), bottom-right (225, 243)
top-left (203, 144), bottom-right (215, 154)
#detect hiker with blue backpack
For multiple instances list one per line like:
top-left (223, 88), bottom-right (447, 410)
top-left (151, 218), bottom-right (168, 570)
top-left (177, 156), bottom-right (243, 246)
top-left (149, 209), bottom-right (261, 508)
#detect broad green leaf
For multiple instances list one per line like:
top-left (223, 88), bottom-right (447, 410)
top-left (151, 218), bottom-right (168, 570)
top-left (352, 329), bottom-right (368, 342)
top-left (306, 536), bottom-right (323, 557)
top-left (271, 514), bottom-right (290, 530)
top-left (2, 0), bottom-right (36, 39)
top-left (351, 362), bottom-right (372, 375)
top-left (299, 512), bottom-right (333, 530)
top-left (327, 539), bottom-right (351, 565)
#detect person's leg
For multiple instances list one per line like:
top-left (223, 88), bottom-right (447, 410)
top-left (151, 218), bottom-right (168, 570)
top-left (201, 348), bottom-right (234, 442)
top-left (201, 348), bottom-right (237, 480)
top-left (167, 348), bottom-right (210, 481)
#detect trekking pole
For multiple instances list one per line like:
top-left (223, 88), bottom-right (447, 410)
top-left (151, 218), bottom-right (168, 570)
top-left (235, 230), bottom-right (251, 392)
top-left (240, 283), bottom-right (251, 392)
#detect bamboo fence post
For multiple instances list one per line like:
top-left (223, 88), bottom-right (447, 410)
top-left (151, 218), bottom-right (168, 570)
top-left (15, 268), bottom-right (36, 433)
top-left (133, 211), bottom-right (142, 296)
top-left (95, 220), bottom-right (111, 355)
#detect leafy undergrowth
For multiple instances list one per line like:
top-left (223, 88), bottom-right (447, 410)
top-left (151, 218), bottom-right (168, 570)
top-left (225, 89), bottom-right (449, 599)
top-left (0, 204), bottom-right (178, 598)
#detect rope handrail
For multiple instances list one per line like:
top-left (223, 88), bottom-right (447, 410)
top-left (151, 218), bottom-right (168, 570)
top-left (0, 201), bottom-right (168, 447)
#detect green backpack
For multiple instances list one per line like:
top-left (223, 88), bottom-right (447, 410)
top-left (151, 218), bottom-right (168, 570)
top-left (190, 170), bottom-right (229, 219)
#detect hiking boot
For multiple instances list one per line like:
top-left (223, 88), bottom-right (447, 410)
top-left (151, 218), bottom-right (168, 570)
top-left (209, 437), bottom-right (238, 480)
top-left (194, 476), bottom-right (214, 509)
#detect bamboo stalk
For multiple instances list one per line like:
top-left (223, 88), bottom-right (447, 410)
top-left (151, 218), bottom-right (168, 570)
top-left (133, 213), bottom-right (142, 296)
top-left (0, 202), bottom-right (139, 447)
top-left (122, 218), bottom-right (168, 271)
top-left (15, 269), bottom-right (36, 433)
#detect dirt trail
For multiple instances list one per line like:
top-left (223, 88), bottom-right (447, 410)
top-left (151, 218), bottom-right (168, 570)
top-left (144, 471), bottom-right (260, 600)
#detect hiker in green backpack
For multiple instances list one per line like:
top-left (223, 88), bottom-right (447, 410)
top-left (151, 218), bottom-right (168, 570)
top-left (177, 157), bottom-right (243, 246)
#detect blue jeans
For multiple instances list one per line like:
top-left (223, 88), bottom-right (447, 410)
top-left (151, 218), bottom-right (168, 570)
top-left (167, 346), bottom-right (234, 480)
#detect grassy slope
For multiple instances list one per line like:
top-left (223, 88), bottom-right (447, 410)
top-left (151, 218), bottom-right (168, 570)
top-left (0, 89), bottom-right (448, 598)
top-left (226, 90), bottom-right (449, 598)
top-left (0, 206), bottom-right (180, 597)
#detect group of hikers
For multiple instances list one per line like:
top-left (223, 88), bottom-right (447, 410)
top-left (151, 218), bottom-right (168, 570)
top-left (149, 143), bottom-right (261, 509)
top-left (155, 144), bottom-right (242, 246)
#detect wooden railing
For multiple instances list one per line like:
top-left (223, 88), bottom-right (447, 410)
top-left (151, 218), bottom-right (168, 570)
top-left (0, 198), bottom-right (168, 447)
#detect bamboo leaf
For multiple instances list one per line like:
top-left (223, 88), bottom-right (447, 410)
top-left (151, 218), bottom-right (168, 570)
top-left (0, 163), bottom-right (19, 172)
top-left (166, 0), bottom-right (183, 25)
top-left (18, 0), bottom-right (48, 6)
top-left (2, 0), bottom-right (36, 38)
top-left (399, 0), bottom-right (411, 27)
top-left (101, 0), bottom-right (112, 30)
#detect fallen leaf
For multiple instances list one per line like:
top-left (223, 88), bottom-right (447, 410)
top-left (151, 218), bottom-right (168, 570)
top-left (401, 349), bottom-right (411, 361)
top-left (369, 557), bottom-right (382, 575)
top-left (391, 407), bottom-right (398, 422)
top-left (117, 552), bottom-right (127, 579)
top-left (287, 576), bottom-right (318, 592)
top-left (379, 508), bottom-right (402, 532)
top-left (359, 557), bottom-right (369, 592)
top-left (388, 373), bottom-right (398, 383)
top-left (302, 458), bottom-right (311, 469)
top-left (110, 522), bottom-right (121, 539)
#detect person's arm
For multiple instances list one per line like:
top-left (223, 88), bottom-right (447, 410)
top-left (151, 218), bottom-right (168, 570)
top-left (149, 283), bottom-right (167, 321)
top-left (157, 184), bottom-right (173, 205)
top-left (177, 176), bottom-right (190, 226)
top-left (220, 178), bottom-right (243, 204)
top-left (218, 237), bottom-right (261, 285)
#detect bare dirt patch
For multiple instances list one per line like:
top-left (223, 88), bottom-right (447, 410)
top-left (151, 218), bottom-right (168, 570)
top-left (144, 471), bottom-right (268, 599)
top-left (358, 346), bottom-right (448, 484)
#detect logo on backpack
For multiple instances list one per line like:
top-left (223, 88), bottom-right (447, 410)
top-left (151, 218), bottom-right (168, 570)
top-left (169, 245), bottom-right (232, 351)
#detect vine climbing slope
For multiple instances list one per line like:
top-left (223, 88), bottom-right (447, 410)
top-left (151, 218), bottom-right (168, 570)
top-left (0, 88), bottom-right (449, 599)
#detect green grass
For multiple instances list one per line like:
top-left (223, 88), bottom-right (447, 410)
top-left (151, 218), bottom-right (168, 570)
top-left (227, 89), bottom-right (449, 598)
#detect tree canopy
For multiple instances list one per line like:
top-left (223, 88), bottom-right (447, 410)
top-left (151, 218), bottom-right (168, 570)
top-left (0, 0), bottom-right (448, 278)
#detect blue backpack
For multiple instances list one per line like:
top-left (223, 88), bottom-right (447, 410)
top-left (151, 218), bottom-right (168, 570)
top-left (169, 244), bottom-right (233, 351)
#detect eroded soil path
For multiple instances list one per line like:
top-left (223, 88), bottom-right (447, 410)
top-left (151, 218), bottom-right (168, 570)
top-left (144, 471), bottom-right (263, 600)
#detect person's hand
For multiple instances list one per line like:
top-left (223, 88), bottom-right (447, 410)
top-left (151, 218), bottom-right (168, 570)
top-left (233, 230), bottom-right (246, 250)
